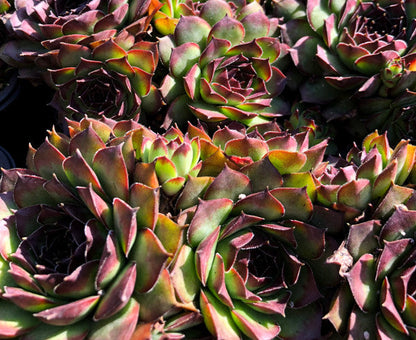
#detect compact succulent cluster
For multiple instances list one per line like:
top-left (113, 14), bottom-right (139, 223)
top-left (1, 0), bottom-right (416, 339)
top-left (276, 0), bottom-right (416, 143)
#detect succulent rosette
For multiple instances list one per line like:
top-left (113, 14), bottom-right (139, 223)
top-left (0, 117), bottom-right (192, 338)
top-left (316, 130), bottom-right (416, 221)
top-left (121, 120), bottom-right (351, 339)
top-left (276, 0), bottom-right (416, 142)
top-left (355, 56), bottom-right (416, 143)
top-left (325, 189), bottom-right (416, 339)
top-left (0, 0), bottom-right (157, 78)
top-left (158, 0), bottom-right (288, 129)
top-left (131, 122), bottom-right (202, 196)
top-left (47, 36), bottom-right (161, 121)
top-left (167, 163), bottom-right (342, 339)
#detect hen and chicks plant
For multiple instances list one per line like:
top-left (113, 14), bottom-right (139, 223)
top-left (1, 0), bottom-right (416, 339)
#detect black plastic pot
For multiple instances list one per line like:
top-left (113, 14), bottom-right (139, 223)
top-left (0, 145), bottom-right (15, 169)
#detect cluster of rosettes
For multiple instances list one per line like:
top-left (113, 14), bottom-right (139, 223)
top-left (2, 0), bottom-right (415, 143)
top-left (2, 0), bottom-right (416, 339)
top-left (0, 115), bottom-right (415, 339)
top-left (276, 0), bottom-right (416, 143)
top-left (0, 0), bottom-right (290, 129)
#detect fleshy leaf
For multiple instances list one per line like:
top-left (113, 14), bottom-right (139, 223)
top-left (170, 245), bottom-right (200, 303)
top-left (130, 228), bottom-right (170, 293)
top-left (232, 190), bottom-right (285, 220)
top-left (33, 295), bottom-right (100, 326)
top-left (94, 262), bottom-right (136, 321)
top-left (200, 289), bottom-right (241, 338)
top-left (93, 144), bottom-right (129, 201)
top-left (203, 165), bottom-right (251, 201)
top-left (187, 198), bottom-right (233, 247)
top-left (345, 254), bottom-right (378, 312)
top-left (268, 150), bottom-right (307, 175)
top-left (170, 43), bottom-right (201, 78)
top-left (231, 300), bottom-right (280, 340)
top-left (135, 269), bottom-right (178, 322)
top-left (0, 300), bottom-right (39, 338)
top-left (88, 298), bottom-right (139, 340)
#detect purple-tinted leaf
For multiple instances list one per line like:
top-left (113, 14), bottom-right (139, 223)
top-left (204, 165), bottom-right (250, 201)
top-left (233, 189), bottom-right (285, 220)
top-left (94, 262), bottom-right (136, 320)
top-left (93, 144), bottom-right (129, 201)
top-left (92, 39), bottom-right (126, 61)
top-left (131, 228), bottom-right (170, 293)
top-left (379, 203), bottom-right (416, 241)
top-left (170, 43), bottom-right (201, 78)
top-left (324, 282), bottom-right (354, 333)
top-left (347, 220), bottom-right (381, 260)
top-left (346, 254), bottom-right (377, 312)
top-left (199, 38), bottom-right (231, 68)
top-left (380, 277), bottom-right (409, 335)
top-left (33, 139), bottom-right (67, 182)
top-left (88, 298), bottom-right (139, 340)
top-left (207, 253), bottom-right (234, 308)
top-left (105, 56), bottom-right (135, 77)
top-left (128, 48), bottom-right (156, 74)
top-left (3, 286), bottom-right (59, 313)
top-left (200, 289), bottom-right (241, 338)
top-left (113, 197), bottom-right (138, 256)
top-left (174, 16), bottom-right (211, 48)
top-left (77, 185), bottom-right (112, 227)
top-left (13, 175), bottom-right (54, 208)
top-left (209, 16), bottom-right (245, 46)
top-left (241, 158), bottom-right (283, 192)
top-left (270, 187), bottom-right (313, 221)
top-left (54, 261), bottom-right (99, 299)
top-left (63, 150), bottom-right (104, 196)
top-left (187, 198), bottom-right (233, 247)
top-left (170, 245), bottom-right (200, 304)
top-left (34, 295), bottom-right (100, 326)
top-left (183, 64), bottom-right (201, 101)
top-left (355, 51), bottom-right (401, 75)
top-left (376, 239), bottom-right (413, 281)
top-left (337, 179), bottom-right (371, 210)
top-left (189, 103), bottom-right (228, 122)
top-left (195, 226), bottom-right (220, 285)
top-left (95, 231), bottom-right (123, 290)
top-left (130, 183), bottom-right (159, 229)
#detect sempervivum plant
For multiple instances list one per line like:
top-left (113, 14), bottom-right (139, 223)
top-left (157, 0), bottom-right (288, 129)
top-left (47, 36), bottom-right (161, 122)
top-left (128, 121), bottom-right (202, 196)
top-left (124, 120), bottom-right (350, 339)
top-left (0, 117), bottom-right (193, 338)
top-left (316, 130), bottom-right (416, 221)
top-left (325, 189), bottom-right (416, 339)
top-left (161, 152), bottom-right (344, 339)
top-left (276, 0), bottom-right (416, 143)
top-left (0, 0), bottom-right (157, 80)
